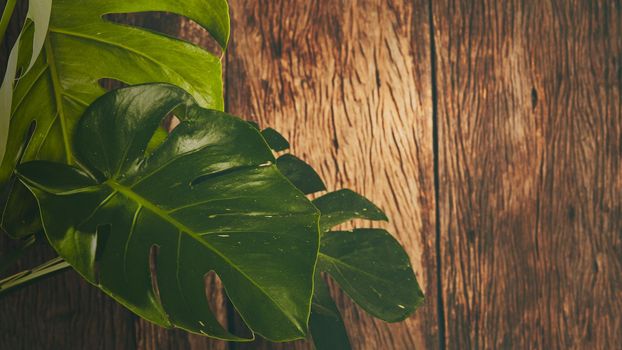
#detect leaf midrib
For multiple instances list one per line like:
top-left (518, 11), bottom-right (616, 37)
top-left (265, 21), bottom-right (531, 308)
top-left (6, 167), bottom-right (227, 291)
top-left (105, 179), bottom-right (304, 333)
top-left (43, 38), bottom-right (72, 165)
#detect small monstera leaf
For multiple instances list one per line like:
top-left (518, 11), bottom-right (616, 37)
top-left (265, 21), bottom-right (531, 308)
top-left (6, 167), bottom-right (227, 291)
top-left (260, 128), bottom-right (290, 152)
top-left (313, 189), bottom-right (388, 232)
top-left (260, 134), bottom-right (424, 349)
top-left (1, 0), bottom-right (229, 238)
top-left (16, 84), bottom-right (320, 341)
top-left (251, 126), bottom-right (325, 195)
top-left (310, 191), bottom-right (423, 349)
top-left (276, 154), bottom-right (326, 195)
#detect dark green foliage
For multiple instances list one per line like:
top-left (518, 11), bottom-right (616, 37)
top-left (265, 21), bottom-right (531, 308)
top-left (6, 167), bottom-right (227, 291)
top-left (275, 146), bottom-right (424, 350)
top-left (261, 128), bottom-right (290, 152)
top-left (276, 154), bottom-right (326, 195)
top-left (0, 0), bottom-right (230, 239)
top-left (17, 84), bottom-right (319, 341)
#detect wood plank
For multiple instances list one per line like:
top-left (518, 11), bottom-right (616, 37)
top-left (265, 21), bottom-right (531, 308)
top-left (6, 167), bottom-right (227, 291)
top-left (226, 0), bottom-right (437, 348)
top-left (433, 0), bottom-right (622, 348)
top-left (0, 242), bottom-right (137, 349)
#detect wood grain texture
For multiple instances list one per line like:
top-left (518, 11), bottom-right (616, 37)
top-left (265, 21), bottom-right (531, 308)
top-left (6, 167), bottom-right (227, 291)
top-left (0, 241), bottom-right (137, 349)
top-left (225, 0), bottom-right (437, 349)
top-left (4, 0), bottom-right (621, 349)
top-left (433, 0), bottom-right (622, 348)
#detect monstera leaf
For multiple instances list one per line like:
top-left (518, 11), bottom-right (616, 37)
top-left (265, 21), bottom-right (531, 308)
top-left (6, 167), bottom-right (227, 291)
top-left (0, 0), bottom-right (229, 238)
top-left (16, 84), bottom-right (320, 341)
top-left (260, 128), bottom-right (290, 152)
top-left (313, 189), bottom-right (388, 232)
top-left (276, 154), bottom-right (326, 195)
top-left (310, 191), bottom-right (423, 349)
top-left (260, 134), bottom-right (424, 349)
top-left (1, 0), bottom-right (52, 164)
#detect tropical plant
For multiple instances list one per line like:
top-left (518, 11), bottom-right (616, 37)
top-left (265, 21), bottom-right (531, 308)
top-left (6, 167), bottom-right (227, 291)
top-left (260, 128), bottom-right (425, 349)
top-left (0, 0), bottom-right (229, 238)
top-left (0, 0), bottom-right (423, 348)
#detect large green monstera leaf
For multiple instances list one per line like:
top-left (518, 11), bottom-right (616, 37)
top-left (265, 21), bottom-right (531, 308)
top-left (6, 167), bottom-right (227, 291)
top-left (260, 133), bottom-right (424, 349)
top-left (16, 84), bottom-right (320, 341)
top-left (1, 0), bottom-right (229, 237)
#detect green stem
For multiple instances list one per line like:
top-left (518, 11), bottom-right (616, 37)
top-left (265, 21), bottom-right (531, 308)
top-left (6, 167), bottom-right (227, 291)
top-left (0, 234), bottom-right (36, 275)
top-left (0, 0), bottom-right (19, 45)
top-left (0, 256), bottom-right (70, 297)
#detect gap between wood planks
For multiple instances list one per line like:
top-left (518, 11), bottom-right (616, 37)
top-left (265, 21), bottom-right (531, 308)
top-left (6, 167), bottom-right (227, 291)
top-left (426, 0), bottom-right (446, 349)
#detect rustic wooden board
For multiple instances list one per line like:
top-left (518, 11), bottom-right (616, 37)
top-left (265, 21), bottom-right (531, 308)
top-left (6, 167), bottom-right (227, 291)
top-left (0, 241), bottom-right (137, 349)
top-left (433, 0), bottom-right (622, 348)
top-left (3, 0), bottom-right (621, 349)
top-left (225, 0), bottom-right (438, 348)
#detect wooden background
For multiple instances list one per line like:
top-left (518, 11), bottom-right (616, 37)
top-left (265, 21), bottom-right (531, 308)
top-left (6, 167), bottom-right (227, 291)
top-left (1, 0), bottom-right (621, 349)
